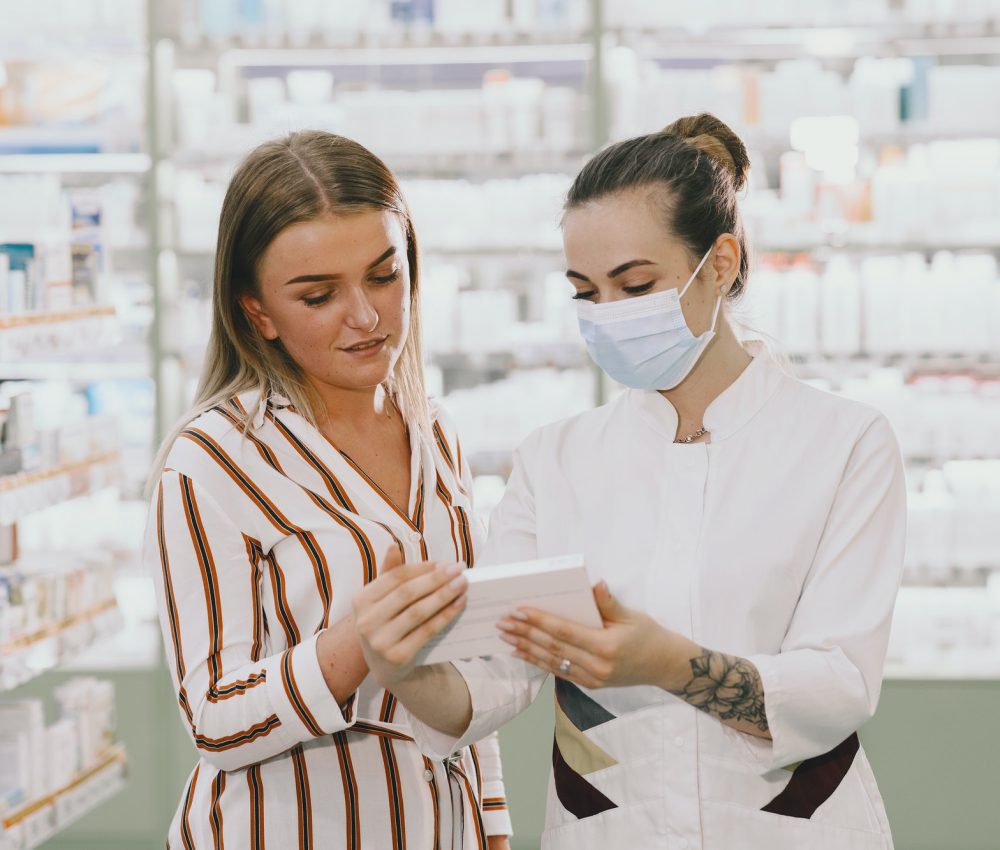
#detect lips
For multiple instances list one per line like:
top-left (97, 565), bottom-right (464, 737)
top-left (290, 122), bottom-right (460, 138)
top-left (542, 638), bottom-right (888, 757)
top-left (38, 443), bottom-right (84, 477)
top-left (341, 336), bottom-right (388, 353)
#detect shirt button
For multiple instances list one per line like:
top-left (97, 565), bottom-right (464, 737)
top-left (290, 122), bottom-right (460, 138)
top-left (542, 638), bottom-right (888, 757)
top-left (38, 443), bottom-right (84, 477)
top-left (674, 736), bottom-right (685, 748)
top-left (423, 769), bottom-right (434, 782)
top-left (678, 840), bottom-right (690, 850)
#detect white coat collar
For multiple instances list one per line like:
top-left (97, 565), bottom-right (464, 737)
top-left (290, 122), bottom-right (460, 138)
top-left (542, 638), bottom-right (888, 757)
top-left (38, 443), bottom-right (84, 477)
top-left (626, 340), bottom-right (787, 444)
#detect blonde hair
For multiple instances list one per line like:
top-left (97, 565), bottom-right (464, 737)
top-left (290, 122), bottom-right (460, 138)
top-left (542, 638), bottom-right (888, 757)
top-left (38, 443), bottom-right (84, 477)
top-left (149, 131), bottom-right (429, 486)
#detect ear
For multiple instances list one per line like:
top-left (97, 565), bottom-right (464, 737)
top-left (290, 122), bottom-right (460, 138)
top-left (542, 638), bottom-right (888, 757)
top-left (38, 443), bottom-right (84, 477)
top-left (239, 294), bottom-right (279, 341)
top-left (711, 234), bottom-right (741, 296)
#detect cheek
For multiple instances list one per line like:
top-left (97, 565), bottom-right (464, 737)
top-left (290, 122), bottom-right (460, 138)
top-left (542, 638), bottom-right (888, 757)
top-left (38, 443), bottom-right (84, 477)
top-left (273, 303), bottom-right (339, 355)
top-left (381, 280), bottom-right (411, 332)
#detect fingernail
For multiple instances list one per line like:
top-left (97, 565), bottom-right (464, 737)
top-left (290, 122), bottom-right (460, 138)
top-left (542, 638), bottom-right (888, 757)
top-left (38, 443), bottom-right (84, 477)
top-left (449, 574), bottom-right (468, 590)
top-left (444, 562), bottom-right (464, 577)
top-left (498, 633), bottom-right (516, 646)
top-left (511, 610), bottom-right (528, 621)
top-left (497, 619), bottom-right (514, 632)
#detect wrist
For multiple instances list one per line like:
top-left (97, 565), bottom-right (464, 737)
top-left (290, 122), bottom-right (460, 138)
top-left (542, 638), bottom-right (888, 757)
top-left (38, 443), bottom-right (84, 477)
top-left (654, 629), bottom-right (697, 693)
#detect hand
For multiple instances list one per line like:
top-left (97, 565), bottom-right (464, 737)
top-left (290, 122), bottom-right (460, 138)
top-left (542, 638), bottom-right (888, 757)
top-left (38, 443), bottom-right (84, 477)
top-left (487, 836), bottom-right (511, 850)
top-left (497, 581), bottom-right (684, 690)
top-left (353, 548), bottom-right (468, 688)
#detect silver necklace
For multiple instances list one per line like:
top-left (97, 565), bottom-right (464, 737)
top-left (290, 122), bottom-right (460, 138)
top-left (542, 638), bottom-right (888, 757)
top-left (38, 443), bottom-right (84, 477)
top-left (674, 426), bottom-right (709, 444)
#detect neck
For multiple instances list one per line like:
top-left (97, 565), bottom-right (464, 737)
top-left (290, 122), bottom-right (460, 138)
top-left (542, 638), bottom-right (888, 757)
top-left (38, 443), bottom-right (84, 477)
top-left (659, 317), bottom-right (752, 426)
top-left (310, 380), bottom-right (394, 435)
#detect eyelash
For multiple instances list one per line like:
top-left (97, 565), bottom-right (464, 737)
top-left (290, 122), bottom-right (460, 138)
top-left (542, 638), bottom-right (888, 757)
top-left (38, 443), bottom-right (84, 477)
top-left (302, 271), bottom-right (400, 307)
top-left (571, 281), bottom-right (655, 301)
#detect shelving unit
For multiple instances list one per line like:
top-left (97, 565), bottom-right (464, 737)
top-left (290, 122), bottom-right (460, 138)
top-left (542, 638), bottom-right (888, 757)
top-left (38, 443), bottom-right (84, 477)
top-left (0, 599), bottom-right (123, 693)
top-left (0, 745), bottom-right (128, 850)
top-left (0, 452), bottom-right (121, 524)
top-left (0, 4), bottom-right (149, 844)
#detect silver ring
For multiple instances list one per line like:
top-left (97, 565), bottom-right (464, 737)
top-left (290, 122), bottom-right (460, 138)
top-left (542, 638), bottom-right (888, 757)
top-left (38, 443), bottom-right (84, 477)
top-left (558, 658), bottom-right (571, 675)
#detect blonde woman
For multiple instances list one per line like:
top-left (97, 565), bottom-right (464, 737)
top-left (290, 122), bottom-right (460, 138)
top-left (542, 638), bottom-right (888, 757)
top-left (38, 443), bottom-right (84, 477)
top-left (144, 131), bottom-right (511, 850)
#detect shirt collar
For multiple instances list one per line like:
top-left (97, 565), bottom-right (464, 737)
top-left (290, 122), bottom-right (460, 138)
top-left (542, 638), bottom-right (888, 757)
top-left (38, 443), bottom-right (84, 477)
top-left (626, 341), bottom-right (787, 444)
top-left (238, 388), bottom-right (293, 430)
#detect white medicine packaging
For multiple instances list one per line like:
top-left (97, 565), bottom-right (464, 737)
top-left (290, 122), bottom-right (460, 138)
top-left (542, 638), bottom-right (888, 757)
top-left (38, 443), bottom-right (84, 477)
top-left (415, 553), bottom-right (602, 666)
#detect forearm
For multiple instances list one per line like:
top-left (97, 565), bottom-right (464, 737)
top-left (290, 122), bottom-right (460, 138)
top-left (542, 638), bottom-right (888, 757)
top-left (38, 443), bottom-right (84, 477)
top-left (392, 662), bottom-right (473, 739)
top-left (656, 631), bottom-right (772, 740)
top-left (316, 615), bottom-right (370, 705)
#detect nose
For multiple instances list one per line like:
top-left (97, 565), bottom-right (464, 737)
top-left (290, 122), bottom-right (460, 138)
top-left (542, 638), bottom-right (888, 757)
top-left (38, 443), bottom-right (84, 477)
top-left (343, 286), bottom-right (379, 333)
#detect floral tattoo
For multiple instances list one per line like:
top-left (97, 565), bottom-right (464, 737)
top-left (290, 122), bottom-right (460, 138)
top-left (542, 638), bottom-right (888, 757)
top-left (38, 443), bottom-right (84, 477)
top-left (668, 649), bottom-right (769, 733)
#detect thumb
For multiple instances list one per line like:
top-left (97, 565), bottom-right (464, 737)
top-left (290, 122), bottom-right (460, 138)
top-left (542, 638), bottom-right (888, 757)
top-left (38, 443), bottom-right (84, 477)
top-left (594, 581), bottom-right (627, 624)
top-left (381, 545), bottom-right (405, 573)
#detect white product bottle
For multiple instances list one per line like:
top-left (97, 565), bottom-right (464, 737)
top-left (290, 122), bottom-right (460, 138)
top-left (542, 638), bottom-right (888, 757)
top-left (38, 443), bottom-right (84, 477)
top-left (819, 255), bottom-right (861, 356)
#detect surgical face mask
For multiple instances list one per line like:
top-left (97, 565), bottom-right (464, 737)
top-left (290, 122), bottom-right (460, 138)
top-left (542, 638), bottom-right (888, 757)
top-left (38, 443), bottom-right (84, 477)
top-left (575, 247), bottom-right (721, 391)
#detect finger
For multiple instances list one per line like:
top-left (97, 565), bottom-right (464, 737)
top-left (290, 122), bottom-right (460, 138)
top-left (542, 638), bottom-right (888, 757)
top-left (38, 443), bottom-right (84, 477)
top-left (395, 592), bottom-right (468, 667)
top-left (511, 644), bottom-right (604, 689)
top-left (497, 622), bottom-right (608, 683)
top-left (361, 562), bottom-right (464, 636)
top-left (499, 608), bottom-right (605, 657)
top-left (381, 545), bottom-right (405, 573)
top-left (356, 560), bottom-right (437, 607)
top-left (593, 581), bottom-right (628, 624)
top-left (377, 567), bottom-right (469, 648)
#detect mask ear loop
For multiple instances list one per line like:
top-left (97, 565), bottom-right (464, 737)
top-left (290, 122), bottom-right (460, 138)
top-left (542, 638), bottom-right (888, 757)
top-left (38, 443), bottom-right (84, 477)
top-left (678, 246), bottom-right (715, 299)
top-left (708, 290), bottom-right (723, 334)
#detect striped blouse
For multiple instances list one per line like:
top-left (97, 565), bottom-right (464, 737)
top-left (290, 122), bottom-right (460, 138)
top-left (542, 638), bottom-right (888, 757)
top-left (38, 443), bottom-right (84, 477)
top-left (144, 390), bottom-right (511, 849)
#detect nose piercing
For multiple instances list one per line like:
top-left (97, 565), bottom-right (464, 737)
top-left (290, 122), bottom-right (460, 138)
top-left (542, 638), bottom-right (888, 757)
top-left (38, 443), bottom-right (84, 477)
top-left (367, 311), bottom-right (379, 333)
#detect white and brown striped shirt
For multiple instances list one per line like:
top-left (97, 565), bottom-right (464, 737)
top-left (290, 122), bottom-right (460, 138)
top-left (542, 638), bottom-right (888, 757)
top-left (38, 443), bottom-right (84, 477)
top-left (144, 390), bottom-right (511, 849)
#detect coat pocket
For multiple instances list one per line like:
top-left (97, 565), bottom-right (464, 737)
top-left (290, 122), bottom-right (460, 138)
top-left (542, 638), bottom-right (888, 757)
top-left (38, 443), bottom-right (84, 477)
top-left (702, 800), bottom-right (892, 850)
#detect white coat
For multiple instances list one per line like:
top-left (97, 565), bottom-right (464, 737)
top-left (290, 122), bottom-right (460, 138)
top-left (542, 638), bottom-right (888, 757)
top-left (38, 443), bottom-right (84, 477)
top-left (410, 342), bottom-right (906, 850)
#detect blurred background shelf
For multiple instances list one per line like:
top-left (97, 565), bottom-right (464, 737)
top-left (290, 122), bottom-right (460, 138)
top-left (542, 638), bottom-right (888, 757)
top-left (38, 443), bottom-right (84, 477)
top-left (0, 600), bottom-right (123, 693)
top-left (0, 155), bottom-right (151, 176)
top-left (0, 452), bottom-right (121, 523)
top-left (0, 745), bottom-right (128, 850)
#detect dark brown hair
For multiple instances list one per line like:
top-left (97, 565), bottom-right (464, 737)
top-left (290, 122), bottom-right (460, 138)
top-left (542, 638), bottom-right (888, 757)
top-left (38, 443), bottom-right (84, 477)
top-left (565, 113), bottom-right (751, 299)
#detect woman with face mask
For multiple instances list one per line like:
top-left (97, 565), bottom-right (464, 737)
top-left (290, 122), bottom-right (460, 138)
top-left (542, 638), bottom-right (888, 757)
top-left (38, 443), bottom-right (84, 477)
top-left (143, 131), bottom-right (512, 850)
top-left (352, 113), bottom-right (906, 850)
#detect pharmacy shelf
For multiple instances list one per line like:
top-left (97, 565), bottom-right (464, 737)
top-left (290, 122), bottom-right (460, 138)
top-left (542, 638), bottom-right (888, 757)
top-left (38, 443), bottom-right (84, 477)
top-left (0, 744), bottom-right (128, 850)
top-left (756, 238), bottom-right (1000, 255)
top-left (884, 658), bottom-right (1000, 681)
top-left (619, 25), bottom-right (1000, 60)
top-left (0, 599), bottom-right (123, 693)
top-left (0, 154), bottom-right (151, 175)
top-left (0, 308), bottom-right (120, 363)
top-left (742, 127), bottom-right (1000, 158)
top-left (175, 31), bottom-right (592, 58)
top-left (0, 307), bottom-right (116, 332)
top-left (172, 148), bottom-right (587, 179)
top-left (0, 360), bottom-right (151, 382)
top-left (424, 245), bottom-right (565, 258)
top-left (0, 452), bottom-right (121, 524)
top-left (213, 42), bottom-right (592, 68)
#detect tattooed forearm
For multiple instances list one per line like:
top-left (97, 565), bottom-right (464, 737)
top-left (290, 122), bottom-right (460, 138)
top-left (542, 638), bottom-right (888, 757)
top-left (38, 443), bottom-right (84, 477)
top-left (666, 648), bottom-right (770, 734)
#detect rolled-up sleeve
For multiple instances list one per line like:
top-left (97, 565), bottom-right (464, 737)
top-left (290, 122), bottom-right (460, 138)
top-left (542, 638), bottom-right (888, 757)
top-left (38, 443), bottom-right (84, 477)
top-left (147, 470), bottom-right (356, 772)
top-left (746, 414), bottom-right (907, 773)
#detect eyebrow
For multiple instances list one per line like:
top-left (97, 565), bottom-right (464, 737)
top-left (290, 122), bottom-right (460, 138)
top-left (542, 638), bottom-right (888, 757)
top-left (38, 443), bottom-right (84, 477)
top-left (565, 259), bottom-right (657, 284)
top-left (284, 246), bottom-right (397, 286)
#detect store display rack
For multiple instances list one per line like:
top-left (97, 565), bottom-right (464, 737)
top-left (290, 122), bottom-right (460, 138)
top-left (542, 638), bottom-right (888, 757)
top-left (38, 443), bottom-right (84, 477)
top-left (0, 599), bottom-right (123, 693)
top-left (0, 451), bottom-right (122, 525)
top-left (0, 745), bottom-right (128, 850)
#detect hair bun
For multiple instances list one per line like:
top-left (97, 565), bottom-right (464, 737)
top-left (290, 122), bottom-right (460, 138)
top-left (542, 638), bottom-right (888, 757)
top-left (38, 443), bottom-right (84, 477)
top-left (663, 113), bottom-right (750, 191)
